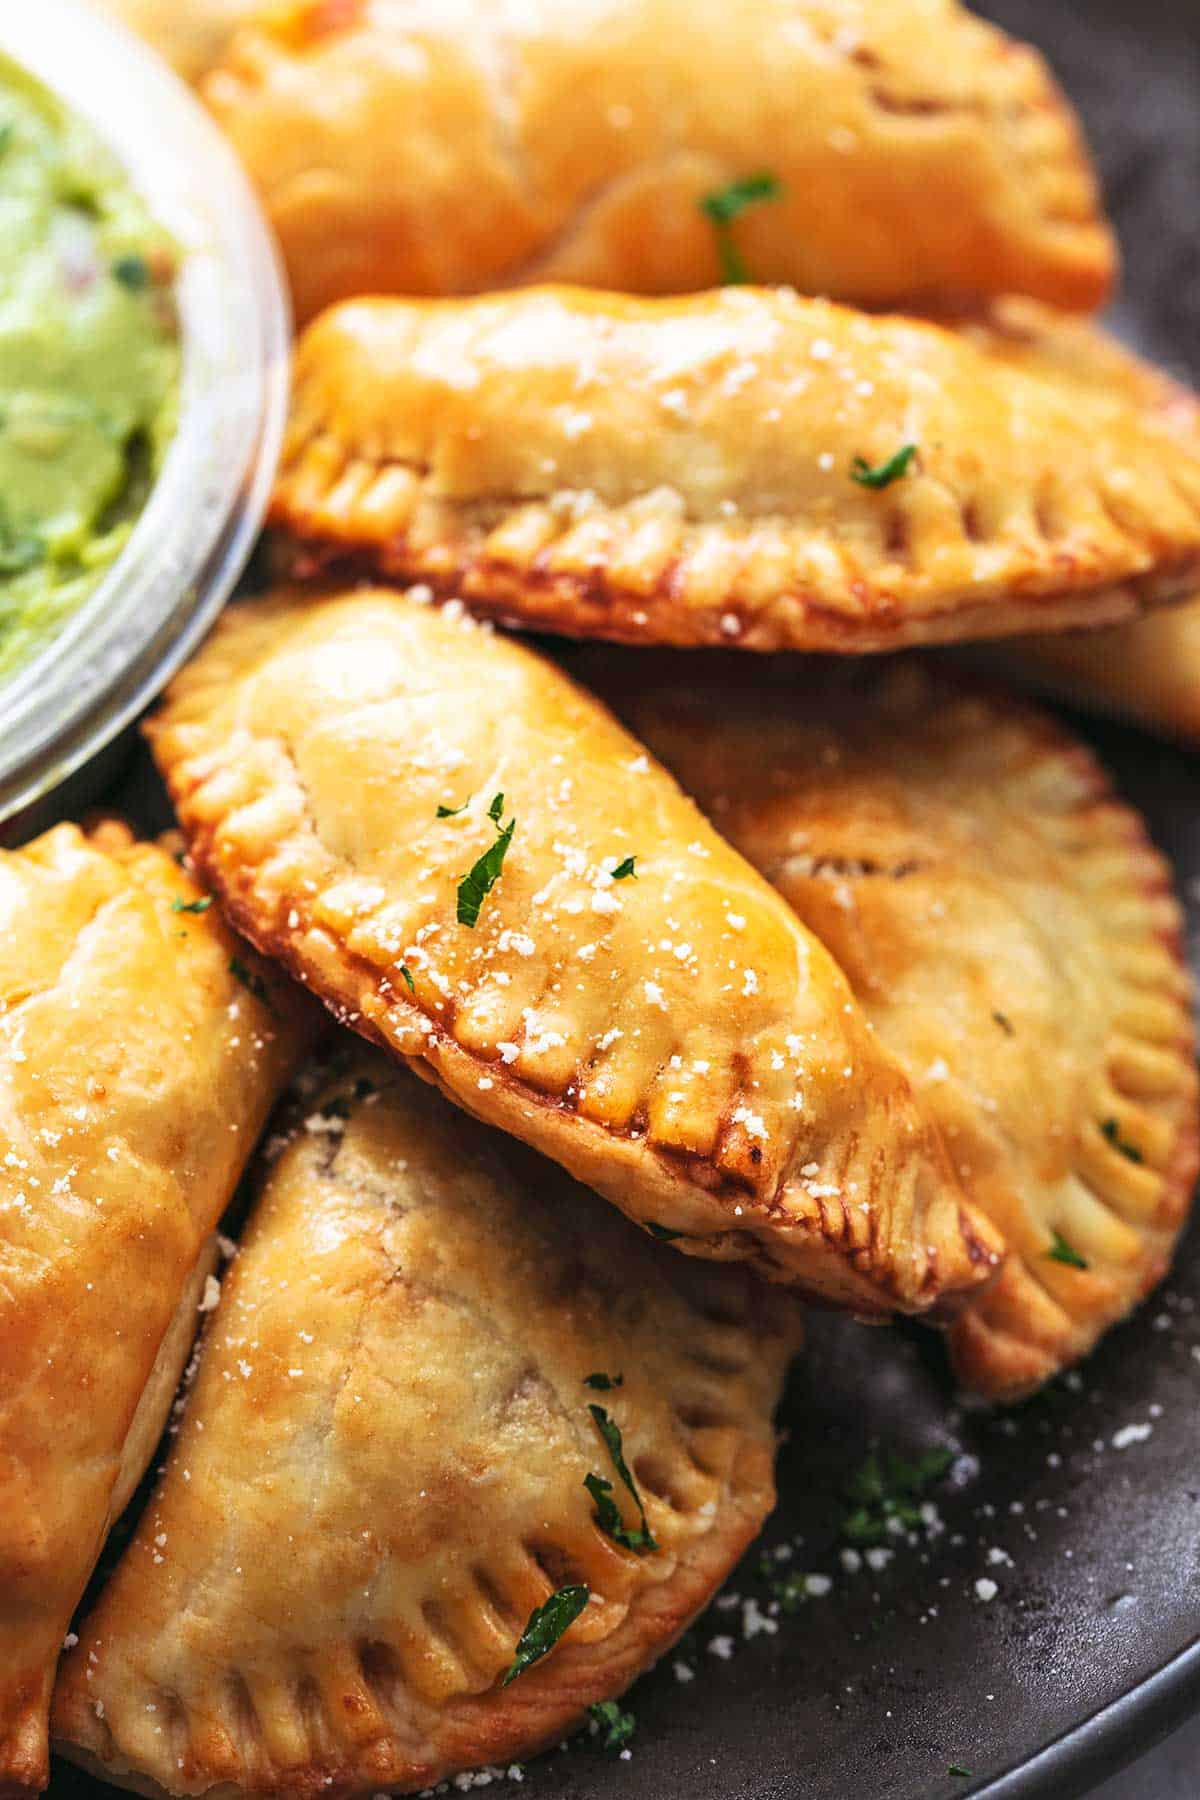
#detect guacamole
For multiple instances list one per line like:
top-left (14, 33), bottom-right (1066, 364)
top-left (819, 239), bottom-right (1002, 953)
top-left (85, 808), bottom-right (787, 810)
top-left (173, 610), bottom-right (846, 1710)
top-left (0, 56), bottom-right (180, 681)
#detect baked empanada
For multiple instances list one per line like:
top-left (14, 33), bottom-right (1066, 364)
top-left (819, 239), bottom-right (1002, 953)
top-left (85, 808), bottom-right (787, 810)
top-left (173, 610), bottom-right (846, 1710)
top-left (591, 654), bottom-right (1199, 1398)
top-left (197, 0), bottom-right (1113, 325)
top-left (965, 302), bottom-right (1200, 745)
top-left (0, 822), bottom-right (313, 1796)
top-left (146, 585), bottom-right (1003, 1317)
top-left (271, 288), bottom-right (1200, 653)
top-left (53, 1051), bottom-right (801, 1797)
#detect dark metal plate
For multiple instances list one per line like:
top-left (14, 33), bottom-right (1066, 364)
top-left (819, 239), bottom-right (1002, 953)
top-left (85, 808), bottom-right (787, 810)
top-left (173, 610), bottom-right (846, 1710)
top-left (47, 1), bottom-right (1200, 1796)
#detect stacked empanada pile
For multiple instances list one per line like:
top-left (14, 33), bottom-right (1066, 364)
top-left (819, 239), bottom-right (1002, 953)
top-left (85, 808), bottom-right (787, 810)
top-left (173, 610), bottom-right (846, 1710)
top-left (7, 2), bottom-right (1198, 1795)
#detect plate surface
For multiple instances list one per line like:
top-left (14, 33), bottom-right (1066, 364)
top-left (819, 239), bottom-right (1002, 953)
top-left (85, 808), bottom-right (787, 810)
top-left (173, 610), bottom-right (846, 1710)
top-left (47, 1), bottom-right (1200, 1796)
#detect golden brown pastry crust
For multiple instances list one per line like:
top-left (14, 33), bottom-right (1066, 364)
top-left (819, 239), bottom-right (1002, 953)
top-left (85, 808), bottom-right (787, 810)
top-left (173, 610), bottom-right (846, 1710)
top-left (200, 0), bottom-right (1113, 325)
top-left (52, 1051), bottom-right (802, 1798)
top-left (0, 823), bottom-right (313, 1799)
top-left (146, 586), bottom-right (1003, 1317)
top-left (271, 288), bottom-right (1200, 653)
top-left (590, 654), bottom-right (1199, 1398)
top-left (966, 302), bottom-right (1200, 744)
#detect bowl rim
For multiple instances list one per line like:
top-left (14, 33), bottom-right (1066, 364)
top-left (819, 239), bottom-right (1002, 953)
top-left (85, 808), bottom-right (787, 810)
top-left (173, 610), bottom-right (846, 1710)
top-left (0, 0), bottom-right (290, 825)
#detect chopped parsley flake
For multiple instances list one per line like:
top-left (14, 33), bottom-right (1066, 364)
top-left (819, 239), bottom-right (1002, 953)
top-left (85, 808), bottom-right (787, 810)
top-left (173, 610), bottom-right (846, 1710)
top-left (766, 1570), bottom-right (810, 1614)
top-left (586, 1404), bottom-right (657, 1553)
top-left (611, 856), bottom-right (638, 881)
top-left (436, 799), bottom-right (469, 818)
top-left (171, 896), bottom-right (212, 915)
top-left (112, 253), bottom-right (150, 292)
top-left (501, 1585), bottom-right (589, 1686)
top-left (851, 444), bottom-right (918, 489)
top-left (841, 1445), bottom-right (954, 1545)
top-left (1101, 1117), bottom-right (1143, 1163)
top-left (588, 1699), bottom-right (636, 1752)
top-left (584, 1372), bottom-right (623, 1390)
top-left (991, 1010), bottom-right (1014, 1036)
top-left (949, 1767), bottom-right (972, 1780)
top-left (699, 171), bottom-right (783, 284)
top-left (457, 800), bottom-right (516, 928)
top-left (228, 956), bottom-right (271, 1007)
top-left (399, 963), bottom-right (416, 994)
top-left (1046, 1230), bottom-right (1088, 1271)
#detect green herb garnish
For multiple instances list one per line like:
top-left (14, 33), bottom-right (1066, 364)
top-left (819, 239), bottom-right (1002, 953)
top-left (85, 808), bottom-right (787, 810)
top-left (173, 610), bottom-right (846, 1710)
top-left (436, 800), bottom-right (469, 818)
top-left (171, 896), bottom-right (212, 915)
top-left (1101, 1117), bottom-right (1143, 1163)
top-left (228, 956), bottom-right (271, 1007)
top-left (949, 1767), bottom-right (972, 1780)
top-left (112, 253), bottom-right (150, 292)
top-left (841, 1445), bottom-right (954, 1545)
top-left (586, 1404), bottom-right (657, 1553)
top-left (766, 1570), bottom-right (810, 1614)
top-left (850, 444), bottom-right (918, 489)
top-left (584, 1372), bottom-right (623, 1390)
top-left (501, 1585), bottom-right (589, 1687)
top-left (1046, 1230), bottom-right (1088, 1271)
top-left (992, 1010), bottom-right (1014, 1036)
top-left (611, 856), bottom-right (638, 882)
top-left (588, 1699), bottom-right (636, 1752)
top-left (457, 797), bottom-right (516, 928)
top-left (399, 963), bottom-right (416, 994)
top-left (699, 172), bottom-right (783, 284)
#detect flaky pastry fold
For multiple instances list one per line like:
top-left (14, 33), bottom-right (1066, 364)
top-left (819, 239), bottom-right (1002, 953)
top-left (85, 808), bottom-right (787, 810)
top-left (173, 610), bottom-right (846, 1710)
top-left (272, 288), bottom-right (1200, 652)
top-left (53, 1052), bottom-right (800, 1797)
top-left (146, 586), bottom-right (1003, 1317)
top-left (590, 654), bottom-right (1199, 1398)
top-left (0, 823), bottom-right (314, 1797)
top-left (197, 0), bottom-right (1113, 324)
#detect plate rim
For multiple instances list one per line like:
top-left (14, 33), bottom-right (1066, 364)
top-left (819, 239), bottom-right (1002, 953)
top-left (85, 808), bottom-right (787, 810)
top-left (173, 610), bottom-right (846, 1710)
top-left (976, 1630), bottom-right (1200, 1798)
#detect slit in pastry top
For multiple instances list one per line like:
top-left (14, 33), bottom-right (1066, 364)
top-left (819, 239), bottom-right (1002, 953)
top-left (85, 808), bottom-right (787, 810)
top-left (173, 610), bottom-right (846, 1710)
top-left (589, 653), bottom-right (1200, 1400)
top-left (146, 585), bottom-right (1004, 1318)
top-left (196, 0), bottom-right (1113, 324)
top-left (52, 1050), bottom-right (801, 1799)
top-left (0, 821), bottom-right (315, 1798)
top-left (271, 287), bottom-right (1200, 653)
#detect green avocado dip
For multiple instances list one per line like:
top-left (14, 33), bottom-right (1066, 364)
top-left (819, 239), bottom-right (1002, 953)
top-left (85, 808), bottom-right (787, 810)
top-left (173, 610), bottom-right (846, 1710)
top-left (0, 55), bottom-right (180, 681)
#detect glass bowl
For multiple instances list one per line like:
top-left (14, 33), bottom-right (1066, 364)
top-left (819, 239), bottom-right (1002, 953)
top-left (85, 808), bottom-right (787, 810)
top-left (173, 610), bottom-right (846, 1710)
top-left (0, 0), bottom-right (290, 829)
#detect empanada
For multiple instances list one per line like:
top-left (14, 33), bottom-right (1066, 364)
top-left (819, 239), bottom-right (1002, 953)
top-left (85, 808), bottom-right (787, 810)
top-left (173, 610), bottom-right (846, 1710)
top-left (965, 302), bottom-right (1200, 745)
top-left (197, 0), bottom-right (1113, 325)
top-left (271, 288), bottom-right (1200, 653)
top-left (52, 1051), bottom-right (801, 1798)
top-left (591, 654), bottom-right (1199, 1398)
top-left (0, 822), bottom-right (313, 1796)
top-left (146, 585), bottom-right (1004, 1317)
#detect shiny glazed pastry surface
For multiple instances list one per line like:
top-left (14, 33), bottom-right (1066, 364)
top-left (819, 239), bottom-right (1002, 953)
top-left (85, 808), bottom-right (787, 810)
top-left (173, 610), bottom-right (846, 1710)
top-left (272, 288), bottom-right (1200, 651)
top-left (198, 0), bottom-right (1112, 324)
top-left (595, 656), bottom-right (1199, 1398)
top-left (53, 1051), bottom-right (800, 1798)
top-left (0, 823), bottom-right (313, 1798)
top-left (147, 586), bottom-right (1004, 1317)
